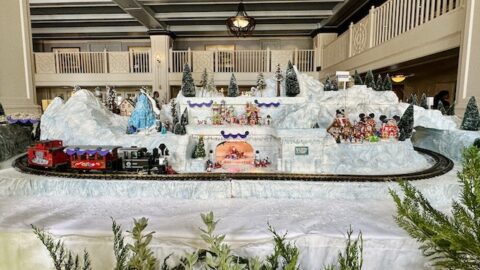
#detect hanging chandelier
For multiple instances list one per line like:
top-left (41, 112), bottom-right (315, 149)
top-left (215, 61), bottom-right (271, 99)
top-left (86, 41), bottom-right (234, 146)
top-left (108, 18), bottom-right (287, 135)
top-left (226, 0), bottom-right (256, 37)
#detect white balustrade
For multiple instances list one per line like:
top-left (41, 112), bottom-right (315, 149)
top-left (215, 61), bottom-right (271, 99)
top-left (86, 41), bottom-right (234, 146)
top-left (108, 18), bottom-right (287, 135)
top-left (34, 51), bottom-right (151, 74)
top-left (170, 49), bottom-right (315, 74)
top-left (322, 0), bottom-right (464, 68)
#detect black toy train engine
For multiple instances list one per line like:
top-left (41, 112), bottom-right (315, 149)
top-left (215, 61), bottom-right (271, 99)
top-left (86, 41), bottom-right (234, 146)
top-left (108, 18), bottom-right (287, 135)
top-left (118, 144), bottom-right (170, 174)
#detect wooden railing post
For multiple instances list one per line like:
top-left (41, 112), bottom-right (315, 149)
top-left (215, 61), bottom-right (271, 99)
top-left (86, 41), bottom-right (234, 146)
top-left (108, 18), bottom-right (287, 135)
top-left (348, 22), bottom-right (354, 57)
top-left (103, 49), bottom-right (108, 73)
top-left (54, 50), bottom-right (59, 73)
top-left (187, 47), bottom-right (192, 71)
top-left (368, 6), bottom-right (376, 48)
top-left (168, 48), bottom-right (173, 73)
top-left (294, 48), bottom-right (298, 67)
top-left (266, 47), bottom-right (271, 72)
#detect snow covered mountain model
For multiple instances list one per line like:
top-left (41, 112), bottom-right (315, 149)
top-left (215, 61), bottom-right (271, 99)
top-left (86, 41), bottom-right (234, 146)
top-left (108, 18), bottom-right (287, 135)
top-left (40, 69), bottom-right (461, 175)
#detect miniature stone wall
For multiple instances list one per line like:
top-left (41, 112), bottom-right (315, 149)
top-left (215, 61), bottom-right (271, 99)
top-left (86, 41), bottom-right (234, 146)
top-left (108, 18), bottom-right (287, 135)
top-left (0, 124), bottom-right (32, 161)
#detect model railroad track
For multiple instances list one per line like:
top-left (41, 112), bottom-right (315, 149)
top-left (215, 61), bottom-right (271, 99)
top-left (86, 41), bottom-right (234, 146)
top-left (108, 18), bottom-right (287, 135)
top-left (13, 147), bottom-right (453, 182)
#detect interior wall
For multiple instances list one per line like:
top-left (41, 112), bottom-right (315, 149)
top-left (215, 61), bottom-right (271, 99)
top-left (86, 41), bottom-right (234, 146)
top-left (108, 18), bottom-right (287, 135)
top-left (173, 37), bottom-right (313, 50)
top-left (399, 58), bottom-right (459, 103)
top-left (34, 39), bottom-right (151, 52)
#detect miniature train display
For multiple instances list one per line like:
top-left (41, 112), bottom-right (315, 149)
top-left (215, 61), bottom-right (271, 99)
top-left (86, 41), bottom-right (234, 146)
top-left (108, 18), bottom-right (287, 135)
top-left (27, 140), bottom-right (175, 174)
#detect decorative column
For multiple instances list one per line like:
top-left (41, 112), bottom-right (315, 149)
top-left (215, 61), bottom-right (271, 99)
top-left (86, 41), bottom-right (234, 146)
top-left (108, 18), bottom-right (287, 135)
top-left (0, 0), bottom-right (40, 114)
top-left (456, 0), bottom-right (480, 117)
top-left (312, 33), bottom-right (337, 71)
top-left (150, 33), bottom-right (172, 103)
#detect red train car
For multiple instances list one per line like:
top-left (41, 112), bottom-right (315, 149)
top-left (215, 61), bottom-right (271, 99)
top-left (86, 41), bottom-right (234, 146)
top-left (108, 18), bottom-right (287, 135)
top-left (64, 145), bottom-right (121, 170)
top-left (27, 140), bottom-right (69, 168)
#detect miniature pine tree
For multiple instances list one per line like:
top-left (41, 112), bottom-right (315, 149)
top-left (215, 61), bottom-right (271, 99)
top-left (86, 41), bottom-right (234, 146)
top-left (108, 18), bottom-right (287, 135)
top-left (446, 104), bottom-right (455, 116)
top-left (375, 74), bottom-right (384, 91)
top-left (106, 86), bottom-right (119, 113)
top-left (474, 138), bottom-right (480, 148)
top-left (173, 122), bottom-right (186, 135)
top-left (206, 76), bottom-right (216, 93)
top-left (412, 94), bottom-right (418, 106)
top-left (460, 96), bottom-right (480, 131)
top-left (383, 74), bottom-right (393, 91)
top-left (274, 64), bottom-right (284, 97)
top-left (397, 104), bottom-right (414, 141)
top-left (199, 68), bottom-right (208, 89)
top-left (324, 76), bottom-right (332, 91)
top-left (331, 79), bottom-right (339, 91)
top-left (256, 73), bottom-right (267, 96)
top-left (390, 146), bottom-right (480, 269)
top-left (181, 108), bottom-right (188, 126)
top-left (354, 70), bottom-right (363, 85)
top-left (181, 64), bottom-right (196, 97)
top-left (420, 93), bottom-right (428, 109)
top-left (0, 102), bottom-right (4, 116)
top-left (192, 136), bottom-right (206, 159)
top-left (437, 100), bottom-right (447, 115)
top-left (171, 99), bottom-right (179, 126)
top-left (228, 73), bottom-right (239, 97)
top-left (285, 61), bottom-right (300, 97)
top-left (364, 70), bottom-right (375, 89)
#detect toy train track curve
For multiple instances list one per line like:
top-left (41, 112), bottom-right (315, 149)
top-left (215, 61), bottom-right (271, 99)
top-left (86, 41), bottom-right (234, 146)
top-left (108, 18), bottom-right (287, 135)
top-left (13, 147), bottom-right (453, 182)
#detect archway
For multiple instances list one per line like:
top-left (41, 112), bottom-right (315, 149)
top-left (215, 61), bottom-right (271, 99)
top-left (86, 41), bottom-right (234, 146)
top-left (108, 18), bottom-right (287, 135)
top-left (215, 141), bottom-right (254, 170)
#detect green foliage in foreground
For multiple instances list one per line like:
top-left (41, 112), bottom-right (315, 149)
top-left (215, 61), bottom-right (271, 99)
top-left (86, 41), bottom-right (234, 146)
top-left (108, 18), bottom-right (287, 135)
top-left (34, 213), bottom-right (363, 270)
top-left (390, 146), bottom-right (480, 269)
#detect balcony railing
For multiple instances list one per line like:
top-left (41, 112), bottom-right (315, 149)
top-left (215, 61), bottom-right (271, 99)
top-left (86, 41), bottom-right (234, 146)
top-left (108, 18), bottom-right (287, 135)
top-left (170, 49), bottom-right (316, 73)
top-left (34, 50), bottom-right (151, 74)
top-left (323, 0), bottom-right (465, 68)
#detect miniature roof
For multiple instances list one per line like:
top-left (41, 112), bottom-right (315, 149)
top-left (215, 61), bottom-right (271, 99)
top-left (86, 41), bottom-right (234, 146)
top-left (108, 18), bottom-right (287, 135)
top-left (121, 99), bottom-right (136, 107)
top-left (64, 145), bottom-right (121, 156)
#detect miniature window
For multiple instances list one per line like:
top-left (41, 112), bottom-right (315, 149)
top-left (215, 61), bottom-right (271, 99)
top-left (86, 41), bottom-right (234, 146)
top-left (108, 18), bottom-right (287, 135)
top-left (98, 155), bottom-right (103, 161)
top-left (89, 154), bottom-right (95, 160)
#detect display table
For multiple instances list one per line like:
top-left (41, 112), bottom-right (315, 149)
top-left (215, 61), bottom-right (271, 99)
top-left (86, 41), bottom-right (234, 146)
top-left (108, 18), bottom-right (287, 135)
top-left (0, 158), bottom-right (461, 270)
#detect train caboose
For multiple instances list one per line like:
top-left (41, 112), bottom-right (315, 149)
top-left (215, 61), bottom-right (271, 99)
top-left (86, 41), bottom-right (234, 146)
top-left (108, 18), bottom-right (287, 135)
top-left (27, 140), bottom-right (68, 168)
top-left (64, 145), bottom-right (121, 171)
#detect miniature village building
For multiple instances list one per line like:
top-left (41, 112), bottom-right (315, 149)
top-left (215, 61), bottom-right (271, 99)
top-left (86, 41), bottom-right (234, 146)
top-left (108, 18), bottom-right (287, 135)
top-left (119, 99), bottom-right (135, 116)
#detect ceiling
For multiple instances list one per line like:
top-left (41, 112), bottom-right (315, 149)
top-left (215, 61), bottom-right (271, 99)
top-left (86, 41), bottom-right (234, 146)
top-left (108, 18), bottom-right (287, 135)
top-left (29, 0), bottom-right (376, 39)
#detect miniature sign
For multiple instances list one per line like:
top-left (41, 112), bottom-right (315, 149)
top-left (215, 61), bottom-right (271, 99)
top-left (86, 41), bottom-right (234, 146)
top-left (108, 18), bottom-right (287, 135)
top-left (295, 146), bottom-right (309, 155)
top-left (336, 71), bottom-right (350, 90)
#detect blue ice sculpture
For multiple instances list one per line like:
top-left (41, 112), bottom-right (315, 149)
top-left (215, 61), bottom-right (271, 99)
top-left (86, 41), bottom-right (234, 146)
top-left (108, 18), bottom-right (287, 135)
top-left (128, 93), bottom-right (156, 130)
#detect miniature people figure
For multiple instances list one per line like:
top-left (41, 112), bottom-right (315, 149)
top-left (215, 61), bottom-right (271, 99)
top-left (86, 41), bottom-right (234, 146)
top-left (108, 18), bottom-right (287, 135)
top-left (265, 115), bottom-right (272, 126)
top-left (161, 125), bottom-right (167, 134)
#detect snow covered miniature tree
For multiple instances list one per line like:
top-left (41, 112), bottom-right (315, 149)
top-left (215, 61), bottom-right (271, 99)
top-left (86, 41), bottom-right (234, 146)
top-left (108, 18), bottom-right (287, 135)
top-left (354, 70), bottom-right (363, 85)
top-left (437, 100), bottom-right (447, 115)
top-left (446, 104), bottom-right (455, 116)
top-left (173, 122), bottom-right (186, 135)
top-left (324, 77), bottom-right (332, 91)
top-left (285, 61), bottom-right (300, 97)
top-left (171, 99), bottom-right (179, 126)
top-left (460, 96), bottom-right (480, 131)
top-left (73, 85), bottom-right (81, 93)
top-left (420, 93), bottom-right (428, 109)
top-left (181, 64), bottom-right (196, 97)
top-left (398, 104), bottom-right (414, 141)
top-left (228, 73), bottom-right (239, 97)
top-left (106, 86), bottom-right (119, 114)
top-left (256, 73), bottom-right (267, 97)
top-left (200, 68), bottom-right (208, 89)
top-left (206, 76), bottom-right (216, 94)
top-left (181, 108), bottom-right (188, 126)
top-left (383, 74), bottom-right (393, 91)
top-left (364, 70), bottom-right (375, 89)
top-left (375, 74), bottom-right (384, 91)
top-left (192, 136), bottom-right (206, 159)
top-left (408, 94), bottom-right (418, 106)
top-left (274, 64), bottom-right (284, 97)
top-left (127, 93), bottom-right (156, 130)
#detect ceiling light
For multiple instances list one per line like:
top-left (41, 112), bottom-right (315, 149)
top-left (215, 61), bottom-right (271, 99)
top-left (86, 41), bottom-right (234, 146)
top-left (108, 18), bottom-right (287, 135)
top-left (226, 0), bottom-right (256, 37)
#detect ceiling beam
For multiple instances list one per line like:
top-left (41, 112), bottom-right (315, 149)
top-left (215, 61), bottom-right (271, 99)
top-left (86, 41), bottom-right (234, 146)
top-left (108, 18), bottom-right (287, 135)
top-left (155, 10), bottom-right (333, 19)
top-left (111, 0), bottom-right (167, 29)
top-left (141, 0), bottom-right (343, 4)
top-left (31, 14), bottom-right (133, 20)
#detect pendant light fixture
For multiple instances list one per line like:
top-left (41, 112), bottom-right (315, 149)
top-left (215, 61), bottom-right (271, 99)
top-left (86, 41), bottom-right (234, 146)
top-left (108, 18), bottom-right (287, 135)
top-left (226, 0), bottom-right (256, 37)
